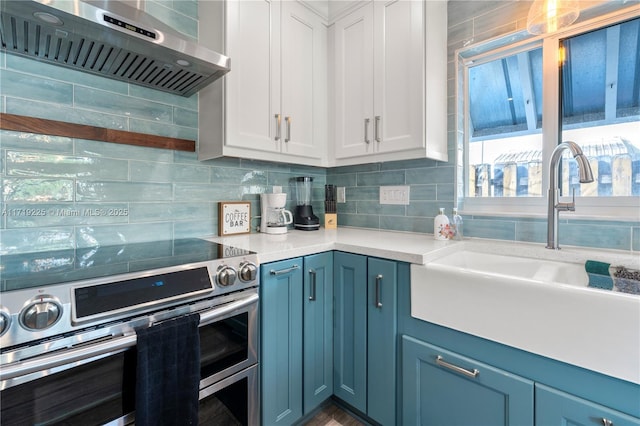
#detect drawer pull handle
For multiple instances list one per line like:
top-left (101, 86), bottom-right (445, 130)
top-left (275, 114), bottom-right (281, 141)
top-left (375, 274), bottom-right (383, 308)
top-left (364, 118), bottom-right (371, 144)
top-left (602, 419), bottom-right (613, 426)
top-left (309, 269), bottom-right (317, 301)
top-left (285, 116), bottom-right (291, 143)
top-left (269, 265), bottom-right (299, 276)
top-left (436, 355), bottom-right (479, 378)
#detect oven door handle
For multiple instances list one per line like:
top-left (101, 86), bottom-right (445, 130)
top-left (0, 292), bottom-right (259, 382)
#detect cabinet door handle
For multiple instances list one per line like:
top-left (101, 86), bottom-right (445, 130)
top-left (601, 419), bottom-right (613, 426)
top-left (364, 118), bottom-right (371, 144)
top-left (269, 264), bottom-right (299, 276)
top-left (375, 116), bottom-right (381, 143)
top-left (309, 269), bottom-right (316, 301)
top-left (374, 274), bottom-right (383, 308)
top-left (274, 114), bottom-right (281, 141)
top-left (436, 355), bottom-right (479, 378)
top-left (285, 116), bottom-right (291, 143)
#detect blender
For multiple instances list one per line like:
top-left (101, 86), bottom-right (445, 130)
top-left (294, 177), bottom-right (320, 231)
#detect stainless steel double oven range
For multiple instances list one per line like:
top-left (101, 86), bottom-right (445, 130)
top-left (0, 238), bottom-right (259, 425)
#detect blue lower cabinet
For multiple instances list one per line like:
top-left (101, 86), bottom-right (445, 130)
top-left (535, 384), bottom-right (640, 426)
top-left (334, 252), bottom-right (400, 425)
top-left (303, 252), bottom-right (334, 414)
top-left (367, 257), bottom-right (398, 426)
top-left (333, 252), bottom-right (368, 412)
top-left (401, 335), bottom-right (534, 426)
top-left (261, 258), bottom-right (303, 425)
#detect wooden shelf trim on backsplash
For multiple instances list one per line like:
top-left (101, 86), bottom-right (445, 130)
top-left (0, 113), bottom-right (196, 152)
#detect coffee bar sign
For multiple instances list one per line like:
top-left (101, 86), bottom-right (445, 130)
top-left (218, 202), bottom-right (251, 236)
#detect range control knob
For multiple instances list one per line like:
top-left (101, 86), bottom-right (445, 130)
top-left (0, 308), bottom-right (11, 337)
top-left (216, 265), bottom-right (237, 287)
top-left (20, 296), bottom-right (63, 331)
top-left (238, 261), bottom-right (258, 282)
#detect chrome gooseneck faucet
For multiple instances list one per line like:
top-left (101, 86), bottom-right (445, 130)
top-left (547, 141), bottom-right (594, 250)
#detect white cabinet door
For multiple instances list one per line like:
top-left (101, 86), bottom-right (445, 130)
top-left (281, 1), bottom-right (327, 160)
top-left (333, 3), bottom-right (374, 160)
top-left (373, 0), bottom-right (424, 154)
top-left (225, 0), bottom-right (281, 153)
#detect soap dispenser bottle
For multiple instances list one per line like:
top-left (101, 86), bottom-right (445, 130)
top-left (451, 208), bottom-right (463, 241)
top-left (434, 208), bottom-right (450, 241)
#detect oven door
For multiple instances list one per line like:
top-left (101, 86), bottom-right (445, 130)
top-left (199, 364), bottom-right (259, 426)
top-left (0, 291), bottom-right (258, 426)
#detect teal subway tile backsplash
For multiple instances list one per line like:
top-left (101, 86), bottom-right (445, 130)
top-left (5, 55), bottom-right (129, 95)
top-left (356, 170), bottom-right (405, 186)
top-left (6, 152), bottom-right (129, 180)
top-left (3, 178), bottom-right (74, 202)
top-left (76, 182), bottom-right (174, 202)
top-left (75, 139), bottom-right (175, 163)
top-left (76, 223), bottom-right (174, 247)
top-left (560, 223), bottom-right (632, 251)
top-left (130, 161), bottom-right (210, 183)
top-left (0, 69), bottom-right (73, 105)
top-left (464, 218), bottom-right (517, 241)
top-left (128, 202), bottom-right (213, 223)
top-left (0, 228), bottom-right (75, 254)
top-left (1, 0), bottom-right (637, 257)
top-left (380, 215), bottom-right (433, 234)
top-left (146, 0), bottom-right (198, 39)
top-left (174, 107), bottom-right (199, 128)
top-left (6, 203), bottom-right (129, 228)
top-left (74, 87), bottom-right (174, 123)
top-left (1, 131), bottom-right (74, 153)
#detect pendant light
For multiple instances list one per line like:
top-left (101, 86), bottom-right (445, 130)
top-left (527, 0), bottom-right (580, 35)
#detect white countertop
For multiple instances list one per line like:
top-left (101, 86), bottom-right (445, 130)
top-left (203, 227), bottom-right (640, 269)
top-left (204, 227), bottom-right (458, 264)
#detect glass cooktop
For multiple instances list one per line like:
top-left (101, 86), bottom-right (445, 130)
top-left (0, 238), bottom-right (252, 292)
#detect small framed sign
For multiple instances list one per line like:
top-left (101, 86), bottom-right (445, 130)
top-left (218, 202), bottom-right (251, 236)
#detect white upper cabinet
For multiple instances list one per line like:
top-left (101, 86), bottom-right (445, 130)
top-left (281, 1), bottom-right (328, 160)
top-left (225, 0), bottom-right (280, 154)
top-left (333, 3), bottom-right (375, 159)
top-left (332, 0), bottom-right (448, 166)
top-left (199, 0), bottom-right (447, 167)
top-left (199, 1), bottom-right (328, 166)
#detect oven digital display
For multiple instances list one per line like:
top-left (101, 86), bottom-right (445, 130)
top-left (74, 267), bottom-right (212, 319)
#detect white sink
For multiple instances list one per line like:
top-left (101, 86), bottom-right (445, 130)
top-left (411, 250), bottom-right (640, 384)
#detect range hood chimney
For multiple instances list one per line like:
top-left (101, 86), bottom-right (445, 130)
top-left (0, 0), bottom-right (230, 97)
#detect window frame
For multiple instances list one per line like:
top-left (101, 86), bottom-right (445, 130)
top-left (457, 6), bottom-right (640, 221)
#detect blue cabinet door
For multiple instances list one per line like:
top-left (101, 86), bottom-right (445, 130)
top-left (402, 335), bottom-right (534, 426)
top-left (536, 384), bottom-right (640, 426)
top-left (261, 258), bottom-right (303, 425)
top-left (303, 252), bottom-right (334, 414)
top-left (333, 251), bottom-right (367, 413)
top-left (367, 257), bottom-right (398, 426)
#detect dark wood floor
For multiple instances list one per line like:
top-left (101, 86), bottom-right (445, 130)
top-left (301, 401), bottom-right (366, 426)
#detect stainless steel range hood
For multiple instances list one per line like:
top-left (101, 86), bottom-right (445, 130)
top-left (0, 0), bottom-right (229, 97)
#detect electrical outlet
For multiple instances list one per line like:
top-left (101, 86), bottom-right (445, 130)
top-left (337, 187), bottom-right (346, 203)
top-left (380, 186), bottom-right (410, 205)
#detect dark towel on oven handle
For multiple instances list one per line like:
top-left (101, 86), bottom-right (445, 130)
top-left (135, 313), bottom-right (201, 426)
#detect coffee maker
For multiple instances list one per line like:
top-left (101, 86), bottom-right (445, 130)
top-left (294, 177), bottom-right (320, 231)
top-left (260, 193), bottom-right (293, 234)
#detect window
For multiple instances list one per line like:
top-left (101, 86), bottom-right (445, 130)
top-left (461, 11), bottom-right (640, 218)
